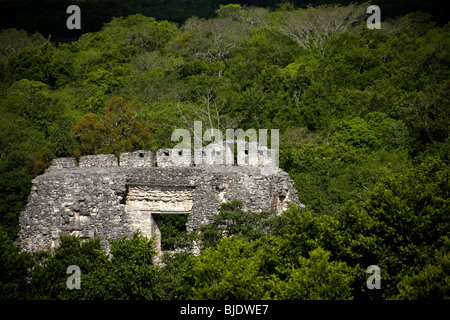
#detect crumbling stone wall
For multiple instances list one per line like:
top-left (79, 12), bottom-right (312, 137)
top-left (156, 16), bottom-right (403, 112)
top-left (19, 148), bottom-right (300, 253)
top-left (120, 150), bottom-right (155, 167)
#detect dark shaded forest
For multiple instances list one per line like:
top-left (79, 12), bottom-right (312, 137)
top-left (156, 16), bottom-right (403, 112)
top-left (1, 0), bottom-right (449, 40)
top-left (0, 2), bottom-right (449, 300)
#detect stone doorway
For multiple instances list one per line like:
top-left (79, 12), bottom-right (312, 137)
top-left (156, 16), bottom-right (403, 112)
top-left (124, 184), bottom-right (194, 253)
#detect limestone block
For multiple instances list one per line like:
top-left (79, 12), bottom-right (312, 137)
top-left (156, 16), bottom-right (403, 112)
top-left (18, 147), bottom-right (300, 253)
top-left (79, 154), bottom-right (118, 167)
top-left (120, 150), bottom-right (155, 167)
top-left (156, 149), bottom-right (192, 167)
top-left (46, 157), bottom-right (77, 172)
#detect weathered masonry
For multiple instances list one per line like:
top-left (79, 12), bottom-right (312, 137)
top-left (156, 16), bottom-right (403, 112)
top-left (19, 144), bottom-right (300, 253)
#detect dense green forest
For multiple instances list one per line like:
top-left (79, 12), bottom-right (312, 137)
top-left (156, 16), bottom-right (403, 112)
top-left (0, 2), bottom-right (449, 300)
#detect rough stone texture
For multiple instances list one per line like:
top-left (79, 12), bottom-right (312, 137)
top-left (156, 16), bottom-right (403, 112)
top-left (45, 157), bottom-right (77, 172)
top-left (120, 150), bottom-right (155, 167)
top-left (156, 148), bottom-right (193, 167)
top-left (79, 154), bottom-right (118, 168)
top-left (19, 144), bottom-right (300, 253)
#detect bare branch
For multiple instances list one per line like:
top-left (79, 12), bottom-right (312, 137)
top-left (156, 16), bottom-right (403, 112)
top-left (276, 4), bottom-right (366, 56)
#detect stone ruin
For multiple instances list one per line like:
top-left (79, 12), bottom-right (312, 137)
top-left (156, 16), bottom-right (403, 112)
top-left (18, 142), bottom-right (300, 253)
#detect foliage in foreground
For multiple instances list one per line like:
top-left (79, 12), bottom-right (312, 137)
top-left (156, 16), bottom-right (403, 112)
top-left (1, 156), bottom-right (448, 300)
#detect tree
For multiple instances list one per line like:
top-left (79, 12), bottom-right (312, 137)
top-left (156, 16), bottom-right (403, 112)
top-left (159, 214), bottom-right (189, 251)
top-left (193, 236), bottom-right (269, 299)
top-left (216, 4), bottom-right (245, 20)
top-left (3, 40), bottom-right (57, 87)
top-left (199, 200), bottom-right (276, 249)
top-left (105, 232), bottom-right (159, 299)
top-left (193, 207), bottom-right (356, 300)
top-left (4, 79), bottom-right (63, 136)
top-left (100, 14), bottom-right (178, 52)
top-left (0, 82), bottom-right (58, 237)
top-left (0, 226), bottom-right (33, 299)
top-left (28, 235), bottom-right (109, 299)
top-left (26, 232), bottom-right (159, 300)
top-left (341, 156), bottom-right (450, 298)
top-left (155, 252), bottom-right (196, 299)
top-left (279, 141), bottom-right (409, 216)
top-left (70, 113), bottom-right (106, 157)
top-left (395, 238), bottom-right (450, 299)
top-left (272, 247), bottom-right (354, 300)
top-left (0, 28), bottom-right (45, 62)
top-left (71, 96), bottom-right (152, 157)
top-left (178, 12), bottom-right (251, 63)
top-left (331, 112), bottom-right (409, 153)
top-left (275, 4), bottom-right (366, 56)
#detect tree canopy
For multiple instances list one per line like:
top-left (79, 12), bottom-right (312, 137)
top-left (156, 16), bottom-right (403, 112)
top-left (0, 2), bottom-right (449, 300)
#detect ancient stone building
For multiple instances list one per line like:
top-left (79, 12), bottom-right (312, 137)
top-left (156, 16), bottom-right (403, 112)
top-left (18, 143), bottom-right (300, 253)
